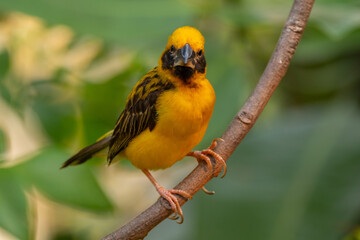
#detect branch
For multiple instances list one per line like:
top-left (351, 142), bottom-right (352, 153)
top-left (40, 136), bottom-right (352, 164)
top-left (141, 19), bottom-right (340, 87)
top-left (102, 0), bottom-right (315, 239)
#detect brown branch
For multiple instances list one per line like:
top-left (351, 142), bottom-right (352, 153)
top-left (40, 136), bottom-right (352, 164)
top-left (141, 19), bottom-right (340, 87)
top-left (102, 0), bottom-right (315, 239)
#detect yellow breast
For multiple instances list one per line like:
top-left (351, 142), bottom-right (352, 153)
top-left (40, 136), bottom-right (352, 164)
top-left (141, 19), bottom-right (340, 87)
top-left (156, 78), bottom-right (214, 137)
top-left (124, 77), bottom-right (215, 170)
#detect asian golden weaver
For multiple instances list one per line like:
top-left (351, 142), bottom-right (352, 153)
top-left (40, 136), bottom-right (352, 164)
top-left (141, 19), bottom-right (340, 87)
top-left (61, 26), bottom-right (226, 223)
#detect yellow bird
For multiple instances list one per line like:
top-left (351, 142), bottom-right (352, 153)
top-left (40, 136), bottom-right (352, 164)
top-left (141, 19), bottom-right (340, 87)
top-left (61, 26), bottom-right (226, 223)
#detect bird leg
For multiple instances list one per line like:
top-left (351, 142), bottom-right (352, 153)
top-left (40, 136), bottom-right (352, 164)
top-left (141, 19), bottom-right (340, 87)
top-left (187, 138), bottom-right (227, 185)
top-left (142, 169), bottom-right (192, 224)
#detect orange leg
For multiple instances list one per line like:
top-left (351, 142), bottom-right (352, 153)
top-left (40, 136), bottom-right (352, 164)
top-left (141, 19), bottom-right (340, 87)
top-left (142, 169), bottom-right (192, 224)
top-left (187, 138), bottom-right (227, 194)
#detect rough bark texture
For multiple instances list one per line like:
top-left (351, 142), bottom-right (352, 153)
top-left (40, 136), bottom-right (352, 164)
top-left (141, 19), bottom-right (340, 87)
top-left (102, 0), bottom-right (315, 239)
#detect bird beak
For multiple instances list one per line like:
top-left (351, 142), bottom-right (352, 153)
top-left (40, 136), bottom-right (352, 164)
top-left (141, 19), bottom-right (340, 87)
top-left (180, 43), bottom-right (194, 64)
top-left (175, 43), bottom-right (195, 68)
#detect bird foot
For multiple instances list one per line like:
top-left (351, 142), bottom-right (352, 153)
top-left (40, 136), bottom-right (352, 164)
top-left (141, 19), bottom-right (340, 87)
top-left (187, 138), bottom-right (227, 179)
top-left (142, 169), bottom-right (192, 223)
top-left (156, 186), bottom-right (192, 224)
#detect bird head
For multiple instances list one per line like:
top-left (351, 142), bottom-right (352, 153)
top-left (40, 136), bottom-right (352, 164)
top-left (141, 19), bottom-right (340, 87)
top-left (159, 26), bottom-right (206, 83)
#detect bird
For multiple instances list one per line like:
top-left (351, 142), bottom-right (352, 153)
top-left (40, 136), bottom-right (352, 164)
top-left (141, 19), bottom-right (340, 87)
top-left (61, 26), bottom-right (226, 223)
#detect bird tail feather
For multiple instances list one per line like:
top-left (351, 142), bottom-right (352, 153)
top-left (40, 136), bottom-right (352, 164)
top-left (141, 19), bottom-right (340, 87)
top-left (61, 135), bottom-right (112, 169)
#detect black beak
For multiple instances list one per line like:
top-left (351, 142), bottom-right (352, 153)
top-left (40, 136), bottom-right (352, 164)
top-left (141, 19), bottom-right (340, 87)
top-left (179, 43), bottom-right (194, 64)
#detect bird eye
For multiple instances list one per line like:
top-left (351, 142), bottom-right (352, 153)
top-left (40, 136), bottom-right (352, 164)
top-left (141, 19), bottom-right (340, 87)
top-left (170, 45), bottom-right (175, 52)
top-left (198, 50), bottom-right (203, 56)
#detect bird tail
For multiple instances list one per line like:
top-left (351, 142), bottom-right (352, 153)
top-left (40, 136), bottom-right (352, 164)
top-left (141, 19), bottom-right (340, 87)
top-left (61, 134), bottom-right (112, 169)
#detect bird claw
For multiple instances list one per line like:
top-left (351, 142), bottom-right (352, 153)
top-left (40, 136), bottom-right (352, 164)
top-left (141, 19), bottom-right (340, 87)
top-left (157, 187), bottom-right (192, 224)
top-left (168, 215), bottom-right (179, 220)
top-left (201, 186), bottom-right (215, 195)
top-left (187, 138), bottom-right (227, 178)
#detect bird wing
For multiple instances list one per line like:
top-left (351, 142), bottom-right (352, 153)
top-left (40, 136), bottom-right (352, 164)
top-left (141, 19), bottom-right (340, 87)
top-left (107, 68), bottom-right (175, 163)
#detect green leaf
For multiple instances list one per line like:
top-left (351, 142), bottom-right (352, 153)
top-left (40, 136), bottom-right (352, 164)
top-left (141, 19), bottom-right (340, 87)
top-left (0, 169), bottom-right (29, 240)
top-left (0, 128), bottom-right (6, 156)
top-left (31, 81), bottom-right (79, 147)
top-left (0, 50), bottom-right (10, 80)
top-left (13, 147), bottom-right (113, 212)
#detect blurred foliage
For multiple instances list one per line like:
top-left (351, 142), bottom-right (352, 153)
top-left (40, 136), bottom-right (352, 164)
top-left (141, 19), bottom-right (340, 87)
top-left (0, 169), bottom-right (28, 240)
top-left (0, 0), bottom-right (359, 239)
top-left (344, 227), bottom-right (360, 240)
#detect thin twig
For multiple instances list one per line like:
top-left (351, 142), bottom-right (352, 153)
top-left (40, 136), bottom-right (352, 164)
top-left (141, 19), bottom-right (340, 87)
top-left (102, 0), bottom-right (315, 239)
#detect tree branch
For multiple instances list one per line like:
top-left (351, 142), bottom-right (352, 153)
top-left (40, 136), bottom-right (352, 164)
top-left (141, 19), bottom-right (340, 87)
top-left (102, 0), bottom-right (315, 239)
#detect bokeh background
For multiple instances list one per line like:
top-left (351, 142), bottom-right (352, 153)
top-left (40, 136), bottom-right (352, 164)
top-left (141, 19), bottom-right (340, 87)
top-left (0, 0), bottom-right (360, 239)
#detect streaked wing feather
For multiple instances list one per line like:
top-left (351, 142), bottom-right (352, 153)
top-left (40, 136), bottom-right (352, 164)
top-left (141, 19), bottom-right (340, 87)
top-left (108, 68), bottom-right (174, 163)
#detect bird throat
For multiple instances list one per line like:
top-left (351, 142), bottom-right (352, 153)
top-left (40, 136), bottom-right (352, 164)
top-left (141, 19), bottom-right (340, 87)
top-left (174, 66), bottom-right (194, 83)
